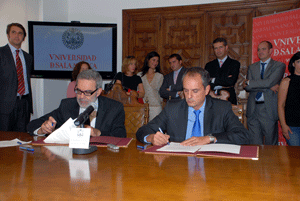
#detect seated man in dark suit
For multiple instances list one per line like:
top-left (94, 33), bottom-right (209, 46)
top-left (159, 54), bottom-right (187, 100)
top-left (136, 67), bottom-right (249, 146)
top-left (27, 69), bottom-right (126, 137)
top-left (205, 37), bottom-right (240, 104)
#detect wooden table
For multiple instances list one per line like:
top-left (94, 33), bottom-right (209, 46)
top-left (1, 131), bottom-right (300, 200)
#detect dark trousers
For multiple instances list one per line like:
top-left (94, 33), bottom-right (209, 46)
top-left (0, 97), bottom-right (31, 132)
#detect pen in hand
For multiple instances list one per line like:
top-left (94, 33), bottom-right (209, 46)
top-left (158, 127), bottom-right (170, 145)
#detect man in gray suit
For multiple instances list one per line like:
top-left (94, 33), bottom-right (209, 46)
top-left (0, 23), bottom-right (33, 132)
top-left (137, 67), bottom-right (250, 146)
top-left (243, 41), bottom-right (285, 145)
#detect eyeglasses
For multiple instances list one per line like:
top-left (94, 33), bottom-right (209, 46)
top-left (74, 88), bottom-right (98, 96)
top-left (126, 56), bottom-right (135, 59)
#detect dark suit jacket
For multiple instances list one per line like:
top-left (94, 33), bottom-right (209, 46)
top-left (27, 96), bottom-right (126, 137)
top-left (205, 57), bottom-right (240, 104)
top-left (0, 44), bottom-right (33, 114)
top-left (136, 95), bottom-right (250, 145)
top-left (245, 59), bottom-right (285, 121)
top-left (159, 67), bottom-right (187, 99)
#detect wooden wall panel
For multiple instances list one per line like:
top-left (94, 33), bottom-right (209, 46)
top-left (161, 13), bottom-right (205, 74)
top-left (122, 0), bottom-right (300, 104)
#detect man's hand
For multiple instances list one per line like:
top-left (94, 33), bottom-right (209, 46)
top-left (270, 84), bottom-right (279, 93)
top-left (146, 131), bottom-right (170, 146)
top-left (242, 79), bottom-right (249, 88)
top-left (166, 88), bottom-right (170, 91)
top-left (38, 116), bottom-right (56, 134)
top-left (178, 91), bottom-right (184, 99)
top-left (180, 136), bottom-right (212, 146)
top-left (84, 125), bottom-right (101, 136)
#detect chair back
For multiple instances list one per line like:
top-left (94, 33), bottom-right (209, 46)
top-left (102, 83), bottom-right (149, 138)
top-left (231, 104), bottom-right (244, 124)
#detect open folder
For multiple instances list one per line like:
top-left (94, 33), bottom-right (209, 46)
top-left (142, 142), bottom-right (259, 160)
top-left (32, 136), bottom-right (133, 148)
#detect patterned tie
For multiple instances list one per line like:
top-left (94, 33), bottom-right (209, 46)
top-left (174, 71), bottom-right (179, 84)
top-left (16, 50), bottom-right (25, 96)
top-left (255, 62), bottom-right (266, 100)
top-left (219, 60), bottom-right (223, 67)
top-left (191, 110), bottom-right (202, 137)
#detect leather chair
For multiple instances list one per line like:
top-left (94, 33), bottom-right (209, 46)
top-left (102, 83), bottom-right (149, 139)
top-left (209, 90), bottom-right (244, 124)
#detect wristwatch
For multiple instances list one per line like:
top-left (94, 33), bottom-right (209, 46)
top-left (208, 135), bottom-right (216, 143)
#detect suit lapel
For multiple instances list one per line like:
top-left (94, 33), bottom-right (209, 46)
top-left (95, 97), bottom-right (103, 128)
top-left (203, 96), bottom-right (212, 135)
top-left (4, 45), bottom-right (17, 74)
top-left (264, 59), bottom-right (274, 78)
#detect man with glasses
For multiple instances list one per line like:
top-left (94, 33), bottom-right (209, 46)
top-left (27, 69), bottom-right (126, 137)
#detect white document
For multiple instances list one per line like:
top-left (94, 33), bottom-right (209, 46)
top-left (69, 128), bottom-right (91, 149)
top-left (157, 142), bottom-right (241, 154)
top-left (199, 144), bottom-right (241, 154)
top-left (44, 118), bottom-right (76, 144)
top-left (0, 138), bottom-right (31, 148)
top-left (157, 142), bottom-right (203, 153)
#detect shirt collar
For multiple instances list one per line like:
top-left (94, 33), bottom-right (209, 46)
top-left (188, 98), bottom-right (206, 120)
top-left (260, 57), bottom-right (271, 66)
top-left (8, 43), bottom-right (22, 54)
top-left (174, 67), bottom-right (183, 74)
top-left (218, 55), bottom-right (228, 64)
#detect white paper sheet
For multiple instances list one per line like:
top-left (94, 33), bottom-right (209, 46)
top-left (44, 118), bottom-right (76, 144)
top-left (0, 138), bottom-right (31, 148)
top-left (157, 142), bottom-right (241, 154)
top-left (157, 142), bottom-right (203, 153)
top-left (199, 144), bottom-right (241, 154)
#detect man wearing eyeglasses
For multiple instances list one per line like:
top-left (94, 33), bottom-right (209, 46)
top-left (27, 69), bottom-right (126, 137)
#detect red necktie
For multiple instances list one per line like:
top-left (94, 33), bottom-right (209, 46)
top-left (220, 60), bottom-right (223, 67)
top-left (16, 50), bottom-right (25, 96)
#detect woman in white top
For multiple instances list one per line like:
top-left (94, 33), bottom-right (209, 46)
top-left (139, 51), bottom-right (164, 121)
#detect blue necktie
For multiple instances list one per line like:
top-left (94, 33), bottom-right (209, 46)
top-left (191, 110), bottom-right (202, 137)
top-left (255, 63), bottom-right (266, 100)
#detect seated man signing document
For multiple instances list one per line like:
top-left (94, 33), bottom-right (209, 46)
top-left (27, 69), bottom-right (126, 137)
top-left (136, 67), bottom-right (250, 146)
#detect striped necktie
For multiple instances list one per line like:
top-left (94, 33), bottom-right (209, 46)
top-left (16, 50), bottom-right (25, 96)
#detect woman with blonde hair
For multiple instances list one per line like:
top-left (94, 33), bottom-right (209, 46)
top-left (116, 56), bottom-right (145, 98)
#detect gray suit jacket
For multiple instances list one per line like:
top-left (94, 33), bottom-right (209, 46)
top-left (0, 44), bottom-right (33, 114)
top-left (159, 67), bottom-right (187, 99)
top-left (245, 59), bottom-right (285, 121)
top-left (27, 96), bottom-right (126, 137)
top-left (136, 96), bottom-right (250, 145)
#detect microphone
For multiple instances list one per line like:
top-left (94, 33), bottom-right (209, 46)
top-left (74, 102), bottom-right (97, 126)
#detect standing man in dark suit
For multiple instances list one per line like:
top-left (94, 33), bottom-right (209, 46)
top-left (137, 67), bottom-right (249, 146)
top-left (0, 23), bottom-right (33, 132)
top-left (205, 38), bottom-right (240, 105)
top-left (243, 41), bottom-right (285, 145)
top-left (159, 54), bottom-right (187, 100)
top-left (27, 69), bottom-right (126, 137)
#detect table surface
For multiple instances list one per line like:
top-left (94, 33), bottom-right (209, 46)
top-left (1, 131), bottom-right (300, 201)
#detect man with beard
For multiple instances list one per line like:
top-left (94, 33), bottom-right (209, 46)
top-left (136, 67), bottom-right (249, 146)
top-left (27, 69), bottom-right (126, 137)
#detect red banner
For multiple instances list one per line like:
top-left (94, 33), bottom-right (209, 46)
top-left (252, 8), bottom-right (300, 145)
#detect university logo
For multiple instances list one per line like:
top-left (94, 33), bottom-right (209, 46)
top-left (62, 28), bottom-right (84, 50)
